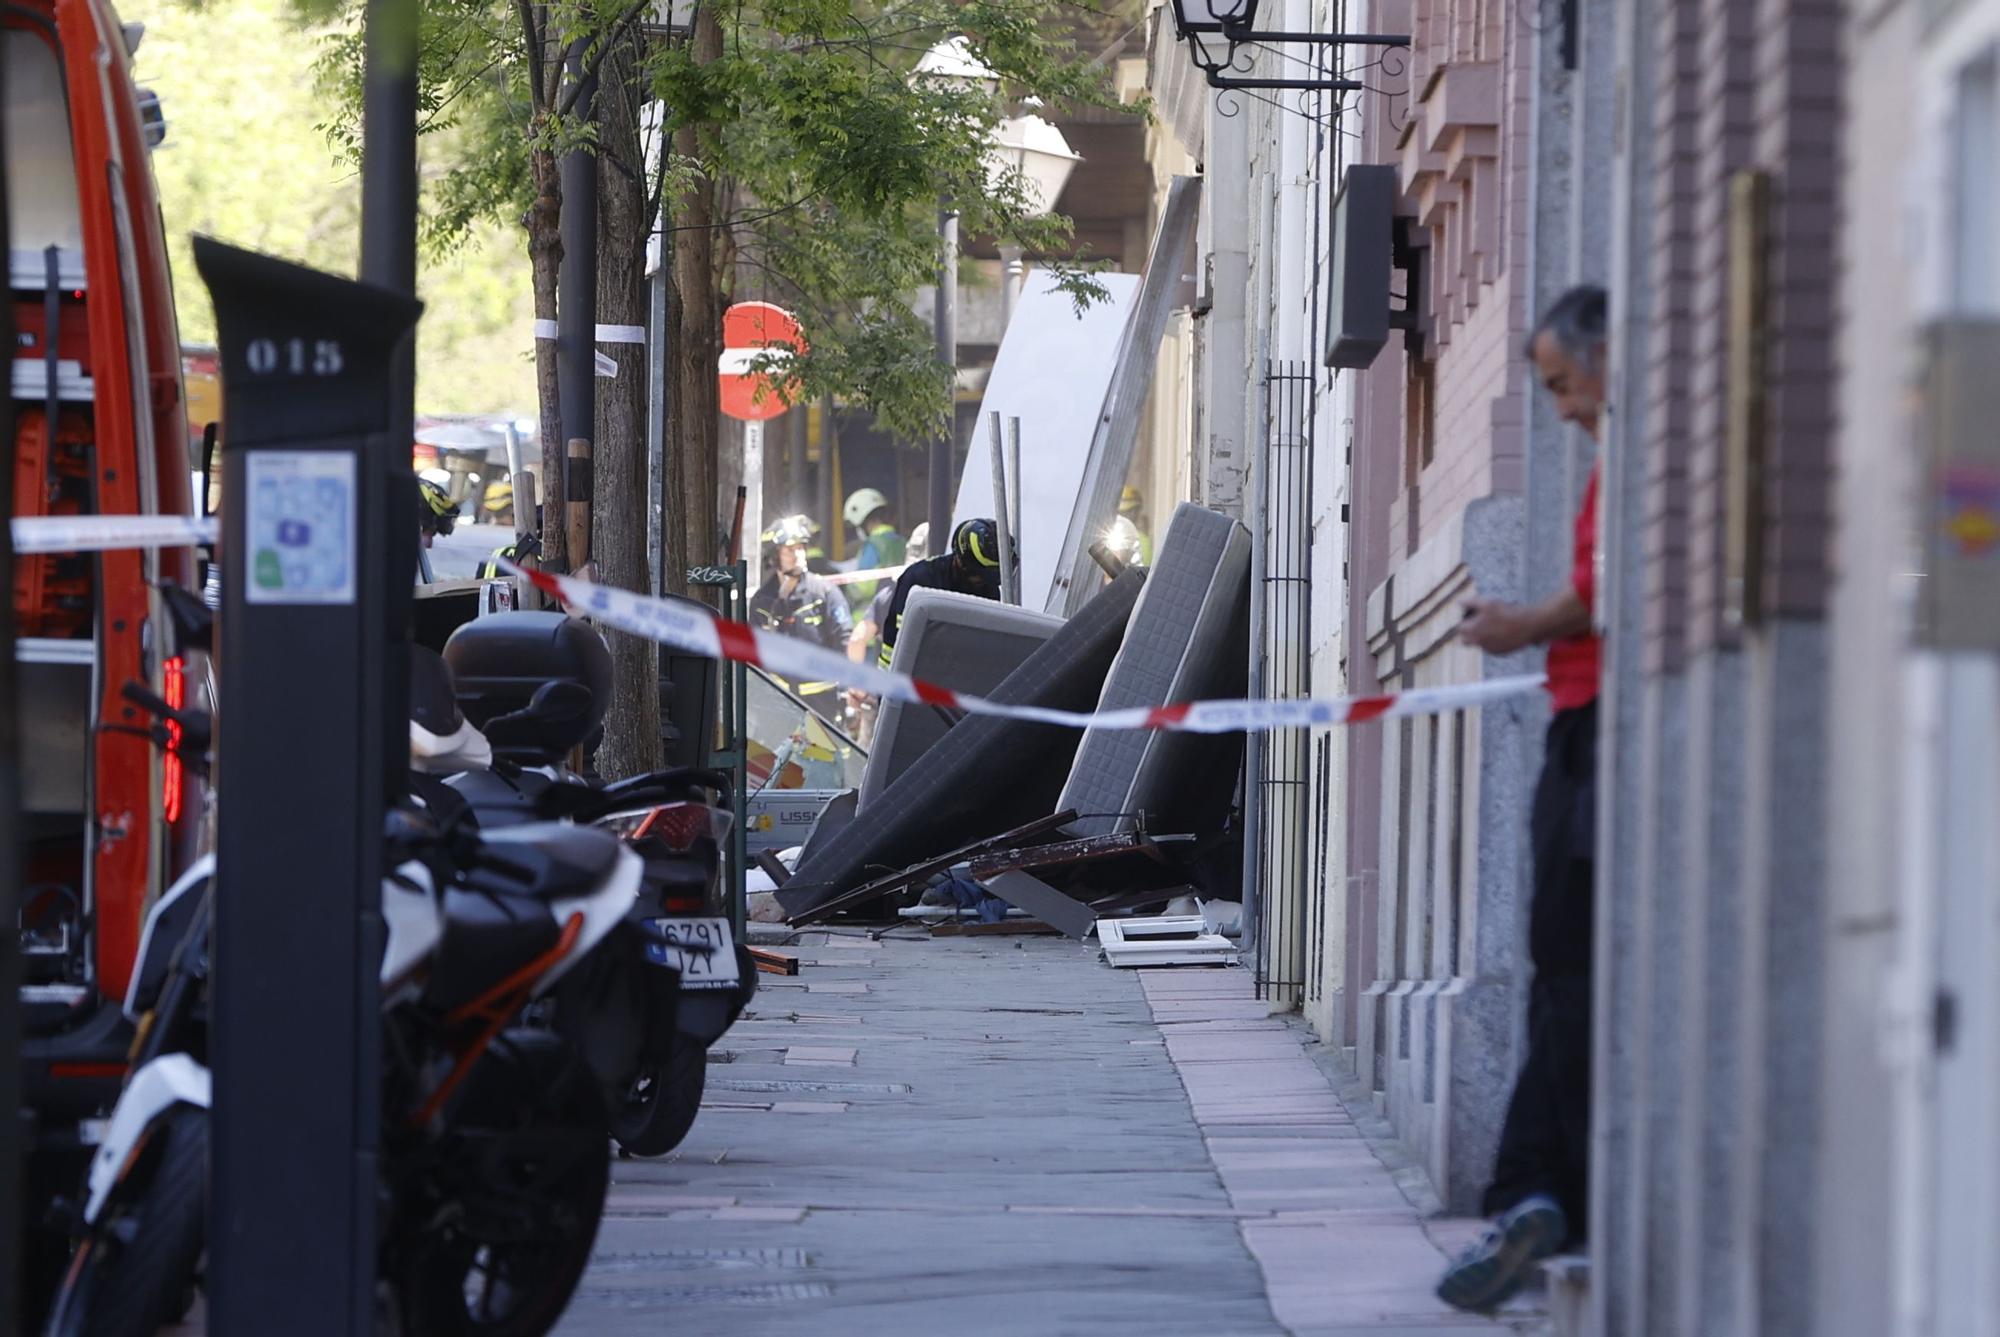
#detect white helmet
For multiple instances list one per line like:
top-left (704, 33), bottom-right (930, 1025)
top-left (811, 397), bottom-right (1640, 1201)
top-left (906, 522), bottom-right (931, 562)
top-left (843, 487), bottom-right (889, 531)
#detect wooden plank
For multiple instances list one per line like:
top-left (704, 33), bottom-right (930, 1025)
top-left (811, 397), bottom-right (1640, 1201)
top-left (750, 947), bottom-right (801, 976)
top-left (965, 830), bottom-right (1141, 875)
top-left (755, 850), bottom-right (793, 887)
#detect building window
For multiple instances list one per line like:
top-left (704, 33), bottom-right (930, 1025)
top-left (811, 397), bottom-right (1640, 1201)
top-left (1951, 51), bottom-right (1999, 315)
top-left (1406, 340), bottom-right (1436, 479)
top-left (1398, 233), bottom-right (1435, 481)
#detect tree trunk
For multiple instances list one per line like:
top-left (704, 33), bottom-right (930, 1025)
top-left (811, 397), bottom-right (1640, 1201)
top-left (590, 31), bottom-right (662, 781)
top-left (527, 136), bottom-right (567, 574)
top-left (671, 5), bottom-right (723, 578)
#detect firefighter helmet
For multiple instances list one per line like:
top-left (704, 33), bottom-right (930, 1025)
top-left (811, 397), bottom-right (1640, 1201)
top-left (419, 477), bottom-right (459, 538)
top-left (843, 487), bottom-right (890, 531)
top-left (951, 517), bottom-right (1003, 569)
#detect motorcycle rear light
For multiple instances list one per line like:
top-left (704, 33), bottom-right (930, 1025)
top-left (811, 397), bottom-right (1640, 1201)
top-left (161, 655), bottom-right (185, 824)
top-left (48, 1061), bottom-right (127, 1080)
top-left (634, 801), bottom-right (733, 852)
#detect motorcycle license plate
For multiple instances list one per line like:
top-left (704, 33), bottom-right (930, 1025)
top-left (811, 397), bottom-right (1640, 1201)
top-left (644, 917), bottom-right (740, 990)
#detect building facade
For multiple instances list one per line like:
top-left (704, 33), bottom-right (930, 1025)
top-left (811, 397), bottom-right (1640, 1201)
top-left (1145, 0), bottom-right (1589, 1216)
top-left (1149, 0), bottom-right (2000, 1330)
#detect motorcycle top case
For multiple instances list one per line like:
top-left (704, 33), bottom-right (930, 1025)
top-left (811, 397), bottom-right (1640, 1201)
top-left (443, 611), bottom-right (613, 757)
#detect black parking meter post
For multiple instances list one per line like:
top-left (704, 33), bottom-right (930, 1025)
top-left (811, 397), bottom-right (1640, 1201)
top-left (195, 237), bottom-right (421, 1334)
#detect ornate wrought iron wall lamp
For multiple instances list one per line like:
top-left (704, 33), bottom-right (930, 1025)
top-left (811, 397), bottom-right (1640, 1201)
top-left (1167, 0), bottom-right (1408, 92)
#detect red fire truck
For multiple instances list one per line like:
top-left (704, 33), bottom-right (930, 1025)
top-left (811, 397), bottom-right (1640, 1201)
top-left (8, 0), bottom-right (210, 1298)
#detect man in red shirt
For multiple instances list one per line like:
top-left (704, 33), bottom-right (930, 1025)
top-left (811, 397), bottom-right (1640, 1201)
top-left (1438, 285), bottom-right (1606, 1313)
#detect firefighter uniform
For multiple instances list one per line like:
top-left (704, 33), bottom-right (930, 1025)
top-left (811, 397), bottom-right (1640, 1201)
top-left (750, 567), bottom-right (853, 707)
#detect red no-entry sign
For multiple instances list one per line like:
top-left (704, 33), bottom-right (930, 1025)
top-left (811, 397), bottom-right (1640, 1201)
top-left (719, 302), bottom-right (802, 422)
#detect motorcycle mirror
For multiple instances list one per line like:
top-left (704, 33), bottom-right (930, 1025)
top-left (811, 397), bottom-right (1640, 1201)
top-left (160, 580), bottom-right (214, 654)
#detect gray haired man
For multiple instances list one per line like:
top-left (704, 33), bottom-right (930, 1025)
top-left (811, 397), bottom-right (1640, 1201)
top-left (1439, 285), bottom-right (1607, 1312)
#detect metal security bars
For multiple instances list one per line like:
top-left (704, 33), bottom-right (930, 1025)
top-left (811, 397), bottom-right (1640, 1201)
top-left (1254, 360), bottom-right (1315, 1001)
top-left (1304, 733), bottom-right (1335, 1014)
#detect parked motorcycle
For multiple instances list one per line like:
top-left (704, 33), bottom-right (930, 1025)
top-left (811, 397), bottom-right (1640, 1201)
top-left (44, 678), bottom-right (661, 1336)
top-left (430, 612), bottom-right (757, 1156)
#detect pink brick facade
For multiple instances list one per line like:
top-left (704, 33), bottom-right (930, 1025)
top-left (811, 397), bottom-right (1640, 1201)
top-left (1381, 0), bottom-right (1536, 564)
top-left (1330, 0), bottom-right (1549, 1214)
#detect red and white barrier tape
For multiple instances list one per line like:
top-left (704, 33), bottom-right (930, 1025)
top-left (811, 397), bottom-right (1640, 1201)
top-left (11, 515), bottom-right (216, 554)
top-left (504, 561), bottom-right (1545, 734)
top-left (821, 562), bottom-right (905, 588)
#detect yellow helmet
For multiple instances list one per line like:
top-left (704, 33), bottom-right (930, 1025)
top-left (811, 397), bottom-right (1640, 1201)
top-left (1119, 485), bottom-right (1142, 516)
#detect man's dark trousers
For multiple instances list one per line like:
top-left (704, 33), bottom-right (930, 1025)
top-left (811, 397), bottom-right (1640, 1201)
top-left (1482, 699), bottom-right (1597, 1235)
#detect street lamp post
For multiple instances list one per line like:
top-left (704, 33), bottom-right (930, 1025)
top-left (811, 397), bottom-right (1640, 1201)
top-left (637, 2), bottom-right (697, 602)
top-left (929, 205), bottom-right (959, 540)
top-left (986, 105), bottom-right (1080, 336)
top-left (998, 243), bottom-right (1024, 330)
top-left (912, 41), bottom-right (1080, 534)
top-left (912, 39), bottom-right (996, 541)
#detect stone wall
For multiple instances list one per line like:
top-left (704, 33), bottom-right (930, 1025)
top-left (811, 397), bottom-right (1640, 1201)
top-left (1592, 0), bottom-right (1842, 1331)
top-left (1308, 0), bottom-right (1569, 1214)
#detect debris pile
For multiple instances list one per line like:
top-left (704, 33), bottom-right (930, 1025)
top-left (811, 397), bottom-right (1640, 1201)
top-left (771, 503), bottom-right (1254, 965)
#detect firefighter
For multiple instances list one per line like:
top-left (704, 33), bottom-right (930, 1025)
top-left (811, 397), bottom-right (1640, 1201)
top-left (841, 486), bottom-right (906, 606)
top-left (750, 513), bottom-right (853, 711)
top-left (418, 476), bottom-right (459, 549)
top-left (876, 518), bottom-right (1009, 668)
top-left (758, 514), bottom-right (837, 576)
top-left (474, 532), bottom-right (541, 579)
top-left (844, 522), bottom-right (929, 742)
top-left (1118, 485), bottom-right (1154, 565)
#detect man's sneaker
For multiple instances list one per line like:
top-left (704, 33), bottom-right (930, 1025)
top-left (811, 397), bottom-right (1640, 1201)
top-left (1435, 1193), bottom-right (1568, 1313)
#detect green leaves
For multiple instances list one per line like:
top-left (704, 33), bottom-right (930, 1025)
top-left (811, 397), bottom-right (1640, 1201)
top-left (306, 0), bottom-right (1136, 433)
top-left (131, 0), bottom-right (537, 414)
top-left (647, 1), bottom-right (1129, 429)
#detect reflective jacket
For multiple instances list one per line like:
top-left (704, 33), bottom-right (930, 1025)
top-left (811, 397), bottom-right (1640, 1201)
top-left (846, 522), bottom-right (908, 607)
top-left (750, 569), bottom-right (853, 658)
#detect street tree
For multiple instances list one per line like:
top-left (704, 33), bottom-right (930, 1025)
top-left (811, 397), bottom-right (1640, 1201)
top-left (322, 0), bottom-right (1130, 779)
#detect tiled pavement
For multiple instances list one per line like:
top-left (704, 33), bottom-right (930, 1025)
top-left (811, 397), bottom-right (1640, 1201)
top-left (556, 932), bottom-right (1538, 1336)
top-left (1141, 969), bottom-right (1534, 1335)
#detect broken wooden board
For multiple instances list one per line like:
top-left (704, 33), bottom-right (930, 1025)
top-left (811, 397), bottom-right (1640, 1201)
top-left (750, 947), bottom-right (801, 976)
top-left (963, 828), bottom-right (1196, 878)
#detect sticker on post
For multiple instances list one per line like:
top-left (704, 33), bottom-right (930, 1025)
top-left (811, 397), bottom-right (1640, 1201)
top-left (244, 452), bottom-right (355, 604)
top-left (644, 917), bottom-right (740, 989)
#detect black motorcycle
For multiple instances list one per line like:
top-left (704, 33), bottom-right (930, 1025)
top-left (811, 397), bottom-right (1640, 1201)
top-left (426, 612), bottom-right (757, 1157)
top-left (46, 672), bottom-right (667, 1336)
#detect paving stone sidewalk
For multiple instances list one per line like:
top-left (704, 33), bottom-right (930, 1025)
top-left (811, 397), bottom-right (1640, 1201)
top-left (557, 931), bottom-right (1534, 1336)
